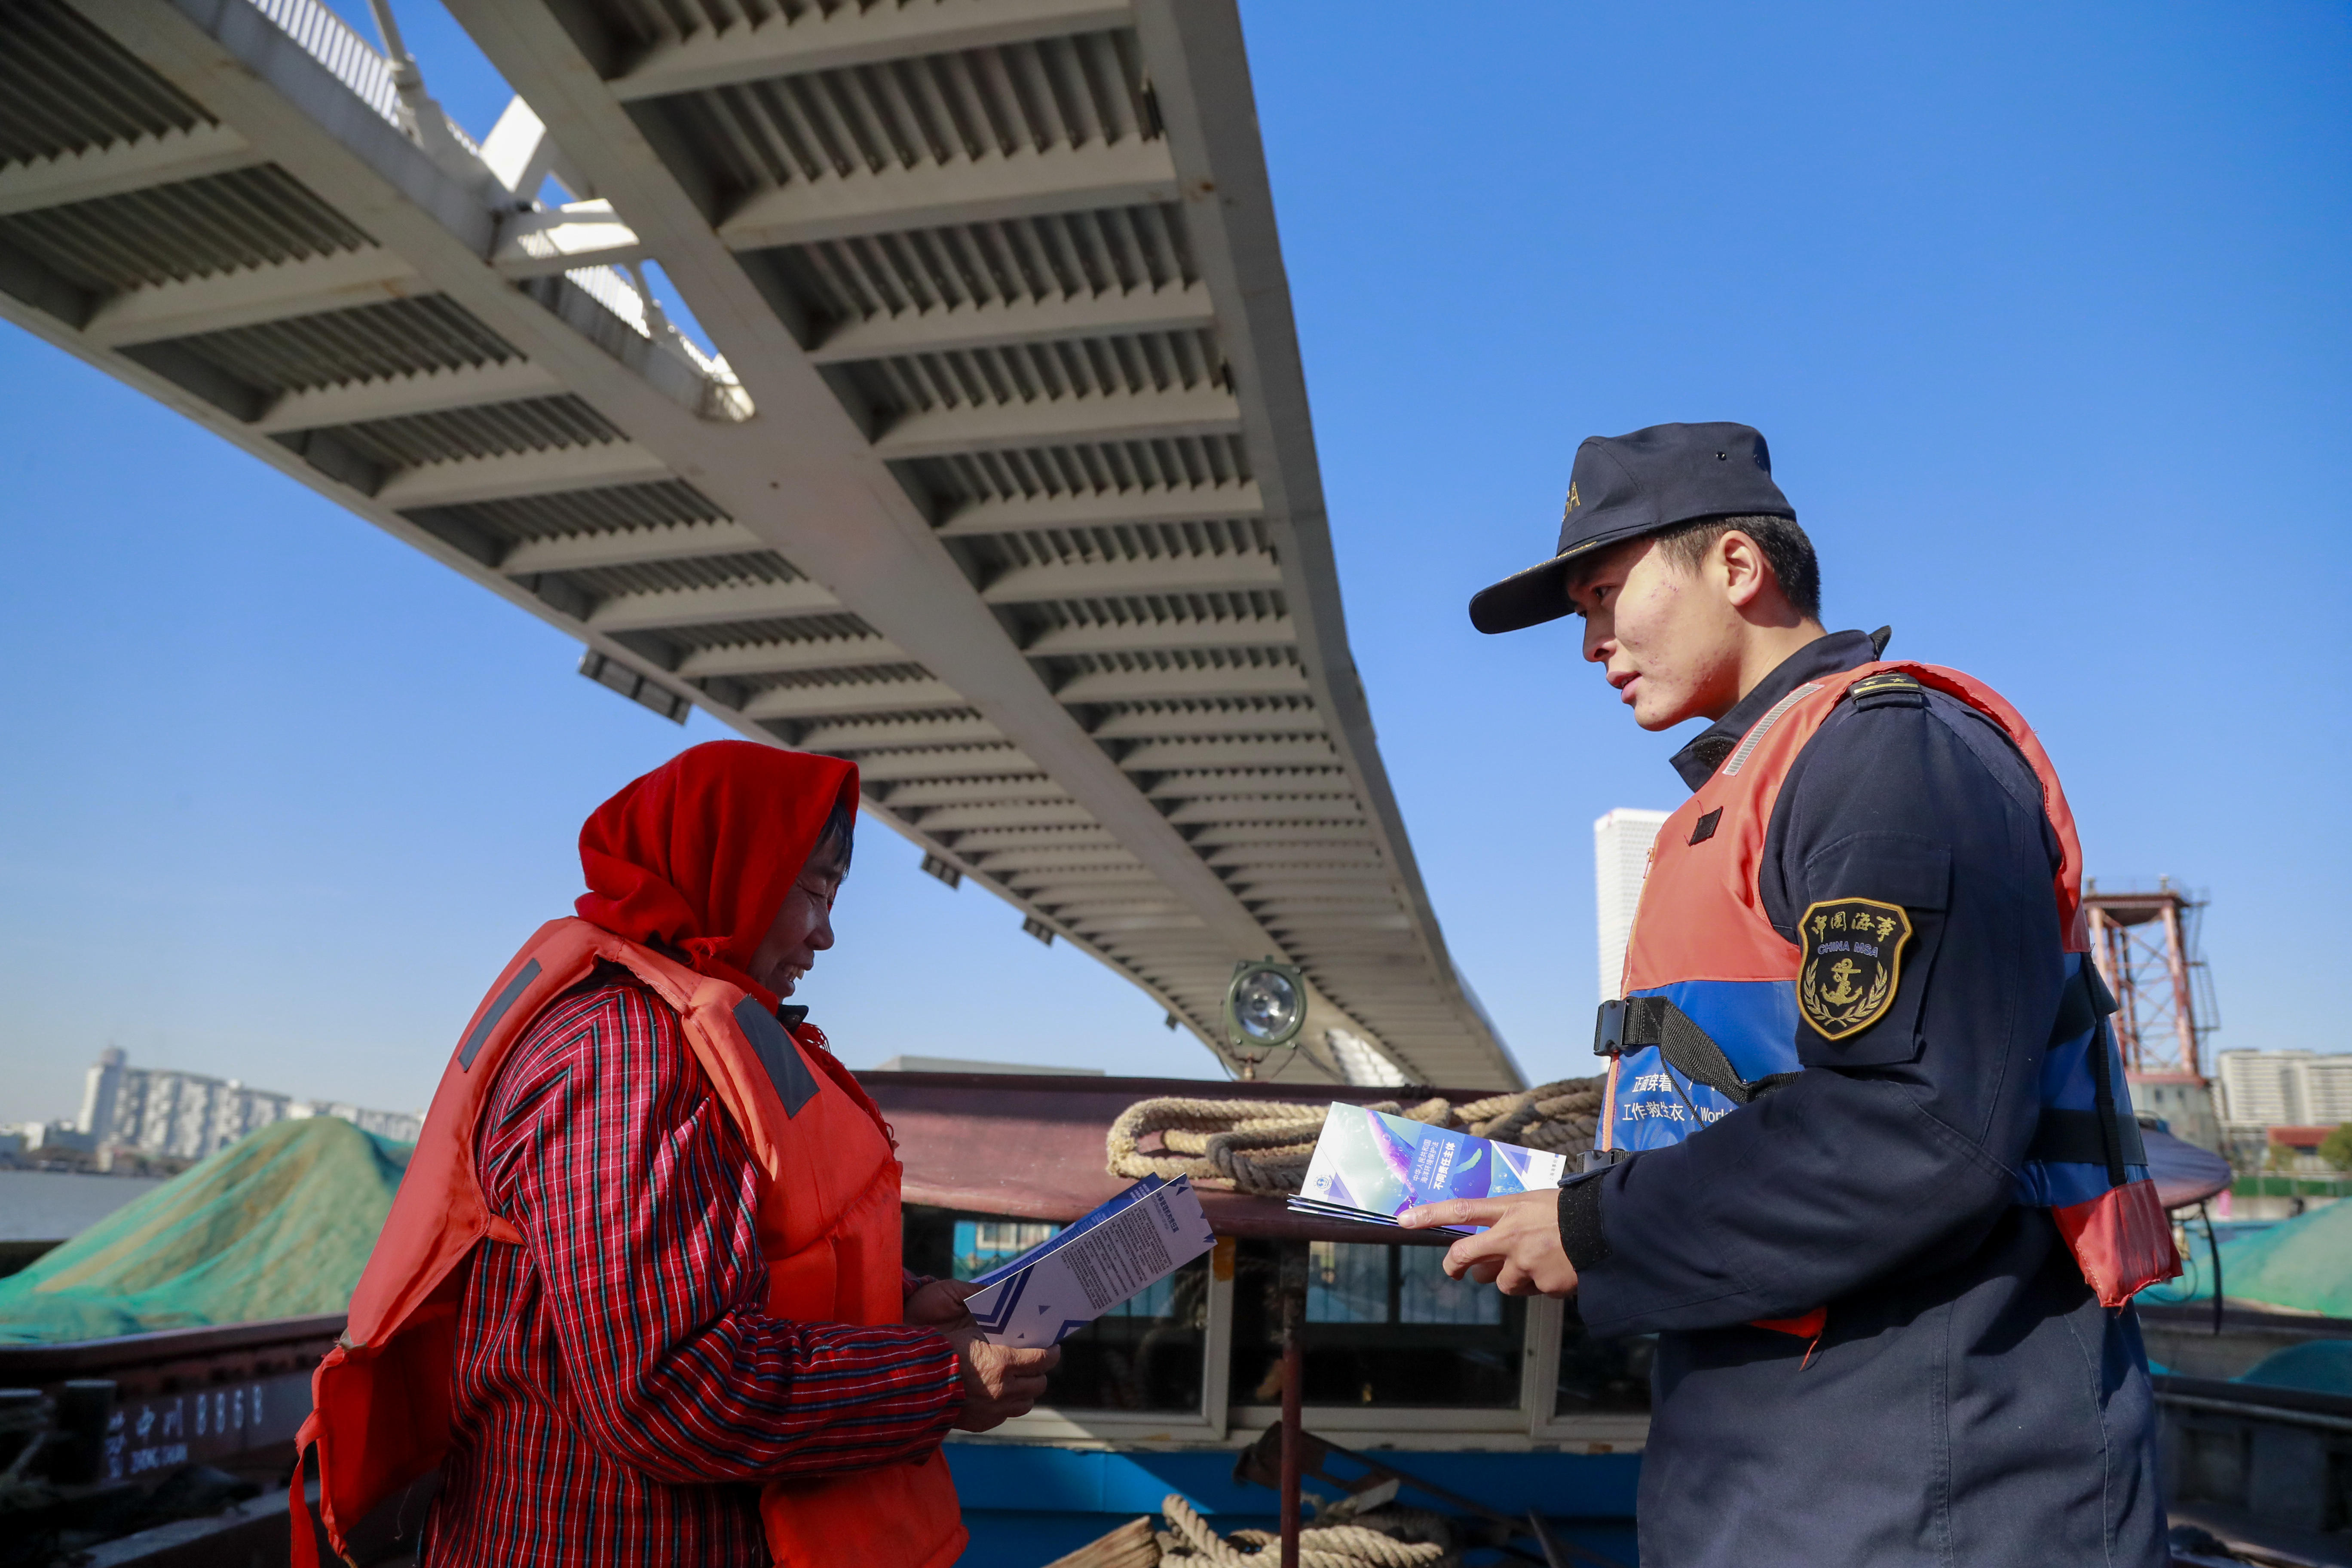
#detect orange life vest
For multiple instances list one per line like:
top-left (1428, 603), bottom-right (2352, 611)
top-left (289, 917), bottom-right (966, 1568)
top-left (1596, 662), bottom-right (2179, 1322)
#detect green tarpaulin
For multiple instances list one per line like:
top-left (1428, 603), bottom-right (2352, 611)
top-left (0, 1117), bottom-right (407, 1345)
top-left (2175, 1198), bottom-right (2352, 1320)
top-left (2238, 1341), bottom-right (2352, 1395)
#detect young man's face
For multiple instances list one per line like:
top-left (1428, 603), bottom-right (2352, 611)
top-left (1565, 536), bottom-right (1747, 730)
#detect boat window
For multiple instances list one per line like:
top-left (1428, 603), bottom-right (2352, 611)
top-left (901, 1204), bottom-right (1208, 1414)
top-left (1555, 1307), bottom-right (1654, 1415)
top-left (1228, 1240), bottom-right (1526, 1409)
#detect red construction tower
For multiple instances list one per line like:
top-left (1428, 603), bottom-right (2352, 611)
top-left (2084, 879), bottom-right (2222, 1151)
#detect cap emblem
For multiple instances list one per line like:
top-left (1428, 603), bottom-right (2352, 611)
top-left (1562, 481), bottom-right (1580, 519)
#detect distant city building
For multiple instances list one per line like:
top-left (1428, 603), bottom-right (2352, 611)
top-left (2218, 1050), bottom-right (2303, 1124)
top-left (2215, 1050), bottom-right (2352, 1130)
top-left (2201, 1049), bottom-right (2352, 1172)
top-left (73, 1048), bottom-right (421, 1159)
top-left (1594, 809), bottom-right (1670, 1004)
top-left (18, 1121), bottom-right (90, 1155)
top-left (2308, 1063), bottom-right (2352, 1124)
top-left (288, 1101), bottom-right (426, 1143)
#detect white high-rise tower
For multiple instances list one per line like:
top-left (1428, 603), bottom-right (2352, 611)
top-left (1595, 809), bottom-right (1672, 1004)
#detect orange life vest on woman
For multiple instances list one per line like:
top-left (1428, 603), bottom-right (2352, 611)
top-left (289, 917), bottom-right (966, 1568)
top-left (1595, 661), bottom-right (2179, 1318)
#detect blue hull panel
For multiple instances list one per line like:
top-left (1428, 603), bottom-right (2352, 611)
top-left (945, 1444), bottom-right (1640, 1566)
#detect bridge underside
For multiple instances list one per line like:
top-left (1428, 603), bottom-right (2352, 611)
top-left (0, 0), bottom-right (1519, 1088)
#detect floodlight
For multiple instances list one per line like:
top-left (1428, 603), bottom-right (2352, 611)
top-left (1222, 958), bottom-right (1306, 1078)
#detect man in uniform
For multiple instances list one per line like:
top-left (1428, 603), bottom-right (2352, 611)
top-left (1400, 423), bottom-right (2173, 1567)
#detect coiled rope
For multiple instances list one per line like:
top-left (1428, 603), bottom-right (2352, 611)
top-left (1156, 1491), bottom-right (1454, 1568)
top-left (1105, 1079), bottom-right (1605, 1195)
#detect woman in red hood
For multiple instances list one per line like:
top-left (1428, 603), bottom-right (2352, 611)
top-left (404, 741), bottom-right (1056, 1565)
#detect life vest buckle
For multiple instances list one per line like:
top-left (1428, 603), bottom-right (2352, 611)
top-left (1592, 998), bottom-right (1628, 1058)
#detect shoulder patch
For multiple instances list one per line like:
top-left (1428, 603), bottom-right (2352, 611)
top-left (1798, 897), bottom-right (1913, 1041)
top-left (1848, 671), bottom-right (1925, 710)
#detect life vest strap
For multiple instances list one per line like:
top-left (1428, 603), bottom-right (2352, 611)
top-left (2027, 1109), bottom-right (2148, 1170)
top-left (1594, 996), bottom-right (1796, 1108)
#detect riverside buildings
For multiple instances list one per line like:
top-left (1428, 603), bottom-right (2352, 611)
top-left (2216, 1050), bottom-right (2352, 1130)
top-left (24, 1048), bottom-right (423, 1164)
top-left (2214, 1049), bottom-right (2352, 1173)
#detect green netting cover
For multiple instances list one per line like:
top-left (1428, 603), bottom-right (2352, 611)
top-left (2174, 1198), bottom-right (2352, 1319)
top-left (2237, 1341), bottom-right (2352, 1395)
top-left (0, 1117), bottom-right (408, 1345)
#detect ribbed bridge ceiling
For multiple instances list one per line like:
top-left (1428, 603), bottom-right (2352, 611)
top-left (0, 0), bottom-right (1520, 1089)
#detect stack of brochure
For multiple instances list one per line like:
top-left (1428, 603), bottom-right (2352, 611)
top-left (964, 1175), bottom-right (1216, 1349)
top-left (1287, 1102), bottom-right (1569, 1235)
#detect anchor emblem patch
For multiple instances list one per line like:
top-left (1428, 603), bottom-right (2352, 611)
top-left (1798, 896), bottom-right (1912, 1041)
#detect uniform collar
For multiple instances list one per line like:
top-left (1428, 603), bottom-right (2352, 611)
top-left (1668, 629), bottom-right (1883, 791)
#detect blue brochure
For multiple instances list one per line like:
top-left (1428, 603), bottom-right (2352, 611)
top-left (964, 1176), bottom-right (1215, 1348)
top-left (968, 1174), bottom-right (1167, 1288)
top-left (1289, 1102), bottom-right (1568, 1233)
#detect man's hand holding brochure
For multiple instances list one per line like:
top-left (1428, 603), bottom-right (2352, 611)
top-left (1293, 1102), bottom-right (1584, 1297)
top-left (926, 1101), bottom-right (1578, 1427)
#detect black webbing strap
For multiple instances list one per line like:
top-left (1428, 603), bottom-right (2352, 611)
top-left (2028, 1107), bottom-right (2148, 1170)
top-left (2082, 1034), bottom-right (2129, 1188)
top-left (1594, 997), bottom-right (1792, 1107)
top-left (1592, 965), bottom-right (2147, 1182)
top-left (2060, 964), bottom-right (2135, 1185)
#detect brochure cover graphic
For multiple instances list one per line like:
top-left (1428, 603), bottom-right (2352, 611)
top-left (964, 1176), bottom-right (1215, 1348)
top-left (1292, 1102), bottom-right (1568, 1231)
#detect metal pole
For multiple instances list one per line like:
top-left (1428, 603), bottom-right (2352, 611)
top-left (361, 0), bottom-right (413, 67)
top-left (2203, 1199), bottom-right (2224, 1338)
top-left (2160, 897), bottom-right (2201, 1078)
top-left (1279, 1240), bottom-right (1306, 1568)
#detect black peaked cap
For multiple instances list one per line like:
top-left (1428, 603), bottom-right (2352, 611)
top-left (1469, 421), bottom-right (1795, 634)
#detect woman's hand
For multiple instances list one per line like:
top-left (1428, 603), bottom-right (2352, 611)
top-left (1397, 1190), bottom-right (1581, 1297)
top-left (939, 1323), bottom-right (1059, 1431)
top-left (904, 1277), bottom-right (980, 1326)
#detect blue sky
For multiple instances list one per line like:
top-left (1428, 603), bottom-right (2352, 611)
top-left (2, 1), bottom-right (2345, 1127)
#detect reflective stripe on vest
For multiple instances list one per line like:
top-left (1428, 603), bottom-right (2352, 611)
top-left (1601, 662), bottom-right (2180, 1313)
top-left (289, 918), bottom-right (965, 1568)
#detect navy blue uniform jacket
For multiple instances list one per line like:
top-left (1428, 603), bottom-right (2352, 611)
top-left (1557, 631), bottom-right (2167, 1568)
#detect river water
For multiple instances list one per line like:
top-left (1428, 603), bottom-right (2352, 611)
top-left (0, 1169), bottom-right (168, 1241)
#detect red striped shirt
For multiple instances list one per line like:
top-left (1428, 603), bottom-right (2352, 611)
top-left (422, 970), bottom-right (962, 1566)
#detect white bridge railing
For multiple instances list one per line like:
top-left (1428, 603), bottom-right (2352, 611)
top-left (235, 0), bottom-right (747, 420)
top-left (246, 0), bottom-right (402, 127)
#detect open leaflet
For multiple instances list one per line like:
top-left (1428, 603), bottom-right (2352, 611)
top-left (1287, 1102), bottom-right (1568, 1234)
top-left (963, 1175), bottom-right (1216, 1348)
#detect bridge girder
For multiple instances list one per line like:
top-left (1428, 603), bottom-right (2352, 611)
top-left (0, 0), bottom-right (1519, 1089)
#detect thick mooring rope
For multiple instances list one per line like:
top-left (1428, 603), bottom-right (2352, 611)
top-left (1105, 1079), bottom-right (1605, 1195)
top-left (1155, 1492), bottom-right (1453, 1568)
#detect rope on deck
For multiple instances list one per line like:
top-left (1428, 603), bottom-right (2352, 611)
top-left (1156, 1491), bottom-right (1454, 1568)
top-left (1104, 1080), bottom-right (1605, 1194)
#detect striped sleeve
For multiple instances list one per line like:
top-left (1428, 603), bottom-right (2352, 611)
top-left (479, 979), bottom-right (964, 1484)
